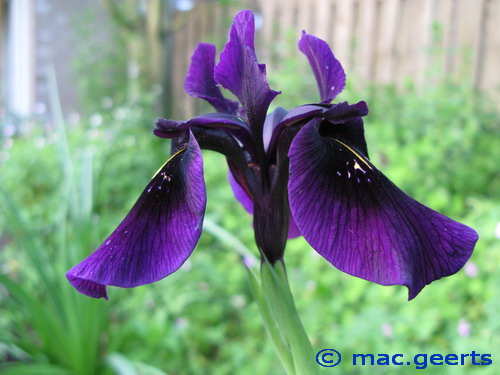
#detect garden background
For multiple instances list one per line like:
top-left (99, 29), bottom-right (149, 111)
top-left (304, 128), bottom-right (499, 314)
top-left (0, 0), bottom-right (499, 374)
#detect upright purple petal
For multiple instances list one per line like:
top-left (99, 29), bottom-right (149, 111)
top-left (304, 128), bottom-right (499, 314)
top-left (184, 43), bottom-right (238, 114)
top-left (288, 122), bottom-right (477, 299)
top-left (67, 132), bottom-right (206, 299)
top-left (214, 10), bottom-right (279, 131)
top-left (298, 31), bottom-right (346, 103)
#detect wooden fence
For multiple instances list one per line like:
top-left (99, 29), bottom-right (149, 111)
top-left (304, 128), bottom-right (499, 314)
top-left (171, 0), bottom-right (499, 118)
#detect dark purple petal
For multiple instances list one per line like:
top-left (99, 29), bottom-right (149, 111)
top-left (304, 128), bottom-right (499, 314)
top-left (263, 107), bottom-right (287, 150)
top-left (298, 31), bottom-right (346, 103)
top-left (214, 10), bottom-right (279, 131)
top-left (268, 101), bottom-right (367, 156)
top-left (228, 170), bottom-right (300, 239)
top-left (67, 132), bottom-right (206, 299)
top-left (319, 117), bottom-right (369, 158)
top-left (154, 118), bottom-right (186, 139)
top-left (155, 113), bottom-right (248, 134)
top-left (184, 43), bottom-right (239, 114)
top-left (154, 113), bottom-right (254, 152)
top-left (288, 122), bottom-right (478, 299)
top-left (287, 214), bottom-right (301, 239)
top-left (323, 101), bottom-right (368, 122)
top-left (228, 169), bottom-right (253, 214)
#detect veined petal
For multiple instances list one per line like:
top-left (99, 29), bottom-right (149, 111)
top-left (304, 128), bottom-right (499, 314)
top-left (184, 43), bottom-right (239, 114)
top-left (214, 10), bottom-right (279, 131)
top-left (268, 101), bottom-right (367, 156)
top-left (298, 31), bottom-right (346, 103)
top-left (319, 116), bottom-right (369, 157)
top-left (228, 169), bottom-right (253, 214)
top-left (288, 122), bottom-right (478, 299)
top-left (228, 169), bottom-right (301, 239)
top-left (154, 113), bottom-right (255, 153)
top-left (67, 132), bottom-right (206, 299)
top-left (263, 107), bottom-right (288, 151)
top-left (155, 113), bottom-right (248, 136)
top-left (323, 101), bottom-right (368, 122)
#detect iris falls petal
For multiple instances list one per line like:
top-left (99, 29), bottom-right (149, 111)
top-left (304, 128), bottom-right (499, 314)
top-left (67, 133), bottom-right (206, 299)
top-left (288, 122), bottom-right (478, 299)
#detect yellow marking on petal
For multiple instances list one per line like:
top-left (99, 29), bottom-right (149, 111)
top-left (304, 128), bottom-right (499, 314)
top-left (353, 161), bottom-right (366, 173)
top-left (153, 147), bottom-right (187, 178)
top-left (332, 139), bottom-right (373, 170)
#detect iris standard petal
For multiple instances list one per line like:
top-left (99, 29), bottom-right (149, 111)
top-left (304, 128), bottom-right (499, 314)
top-left (214, 10), bottom-right (279, 132)
top-left (288, 121), bottom-right (478, 299)
top-left (298, 31), bottom-right (346, 103)
top-left (184, 43), bottom-right (239, 114)
top-left (66, 132), bottom-right (206, 299)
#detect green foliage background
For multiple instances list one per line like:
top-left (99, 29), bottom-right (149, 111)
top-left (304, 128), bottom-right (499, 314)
top-left (0, 8), bottom-right (499, 375)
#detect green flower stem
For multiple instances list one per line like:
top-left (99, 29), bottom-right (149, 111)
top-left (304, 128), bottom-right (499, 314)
top-left (203, 219), bottom-right (317, 374)
top-left (246, 267), bottom-right (296, 375)
top-left (250, 260), bottom-right (318, 375)
top-left (262, 260), bottom-right (318, 375)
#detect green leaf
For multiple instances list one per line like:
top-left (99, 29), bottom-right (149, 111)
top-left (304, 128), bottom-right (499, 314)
top-left (0, 363), bottom-right (70, 375)
top-left (106, 353), bottom-right (138, 375)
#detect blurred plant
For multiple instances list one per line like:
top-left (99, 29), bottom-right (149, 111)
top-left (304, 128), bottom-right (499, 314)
top-left (97, 0), bottom-right (218, 116)
top-left (64, 10), bottom-right (481, 375)
top-left (0, 69), bottom-right (110, 374)
top-left (1, 6), bottom-right (498, 375)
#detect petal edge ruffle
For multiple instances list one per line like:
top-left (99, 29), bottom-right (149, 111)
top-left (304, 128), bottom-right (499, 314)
top-left (288, 122), bottom-right (477, 299)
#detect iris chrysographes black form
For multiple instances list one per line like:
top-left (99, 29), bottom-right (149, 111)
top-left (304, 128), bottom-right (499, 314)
top-left (67, 10), bottom-right (478, 301)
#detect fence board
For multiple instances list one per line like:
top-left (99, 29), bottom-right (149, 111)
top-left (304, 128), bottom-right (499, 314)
top-left (334, 0), bottom-right (355, 72)
top-left (377, 0), bottom-right (399, 84)
top-left (170, 0), bottom-right (500, 117)
top-left (485, 0), bottom-right (499, 91)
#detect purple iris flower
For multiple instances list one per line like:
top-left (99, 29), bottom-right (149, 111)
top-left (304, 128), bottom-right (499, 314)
top-left (67, 10), bottom-right (478, 301)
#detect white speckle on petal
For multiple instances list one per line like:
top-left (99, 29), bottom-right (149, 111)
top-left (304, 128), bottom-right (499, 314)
top-left (353, 161), bottom-right (366, 174)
